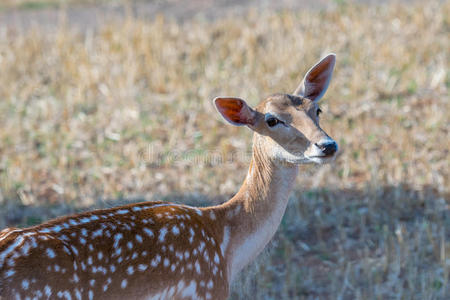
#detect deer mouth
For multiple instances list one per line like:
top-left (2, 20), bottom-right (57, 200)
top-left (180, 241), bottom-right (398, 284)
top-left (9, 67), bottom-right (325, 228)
top-left (304, 149), bottom-right (337, 164)
top-left (304, 155), bottom-right (334, 165)
top-left (309, 153), bottom-right (336, 159)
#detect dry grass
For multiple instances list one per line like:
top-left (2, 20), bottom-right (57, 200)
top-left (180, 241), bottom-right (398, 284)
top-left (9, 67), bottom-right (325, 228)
top-left (0, 0), bottom-right (448, 298)
top-left (0, 0), bottom-right (114, 10)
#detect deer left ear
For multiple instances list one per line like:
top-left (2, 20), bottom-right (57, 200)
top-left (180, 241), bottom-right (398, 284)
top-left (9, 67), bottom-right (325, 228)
top-left (294, 53), bottom-right (336, 102)
top-left (214, 97), bottom-right (257, 126)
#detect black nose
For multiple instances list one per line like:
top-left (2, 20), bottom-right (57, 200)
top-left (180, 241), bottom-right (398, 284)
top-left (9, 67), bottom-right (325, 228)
top-left (315, 141), bottom-right (338, 156)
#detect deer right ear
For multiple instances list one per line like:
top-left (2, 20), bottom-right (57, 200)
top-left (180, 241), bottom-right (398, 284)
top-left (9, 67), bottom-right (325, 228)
top-left (214, 97), bottom-right (257, 126)
top-left (294, 53), bottom-right (336, 102)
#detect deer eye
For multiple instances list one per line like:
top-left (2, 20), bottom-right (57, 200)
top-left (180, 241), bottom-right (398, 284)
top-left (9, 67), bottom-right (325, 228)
top-left (266, 117), bottom-right (280, 127)
top-left (317, 108), bottom-right (322, 116)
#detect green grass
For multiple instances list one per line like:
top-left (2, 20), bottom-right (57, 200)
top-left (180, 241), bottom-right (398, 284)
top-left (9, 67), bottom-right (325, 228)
top-left (18, 1), bottom-right (57, 10)
top-left (0, 0), bottom-right (122, 11)
top-left (0, 0), bottom-right (59, 11)
top-left (0, 0), bottom-right (448, 298)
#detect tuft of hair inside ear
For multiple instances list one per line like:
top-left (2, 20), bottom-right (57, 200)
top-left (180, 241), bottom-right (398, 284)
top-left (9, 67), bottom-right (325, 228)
top-left (294, 53), bottom-right (336, 102)
top-left (214, 97), bottom-right (256, 126)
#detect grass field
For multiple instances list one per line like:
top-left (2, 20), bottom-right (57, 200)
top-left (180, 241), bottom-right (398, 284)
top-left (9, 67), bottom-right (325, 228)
top-left (0, 0), bottom-right (448, 298)
top-left (0, 0), bottom-right (109, 10)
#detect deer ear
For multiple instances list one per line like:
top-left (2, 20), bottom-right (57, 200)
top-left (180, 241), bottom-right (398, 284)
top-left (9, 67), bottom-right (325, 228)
top-left (294, 53), bottom-right (336, 102)
top-left (214, 97), bottom-right (257, 126)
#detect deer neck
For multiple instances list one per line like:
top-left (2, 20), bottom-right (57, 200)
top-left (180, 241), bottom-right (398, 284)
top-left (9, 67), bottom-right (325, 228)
top-left (218, 135), bottom-right (299, 281)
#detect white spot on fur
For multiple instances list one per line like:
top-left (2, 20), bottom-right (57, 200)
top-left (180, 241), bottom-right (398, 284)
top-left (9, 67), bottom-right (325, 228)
top-left (138, 264), bottom-right (148, 271)
top-left (71, 245), bottom-right (79, 256)
top-left (188, 228), bottom-right (195, 244)
top-left (51, 225), bottom-right (63, 232)
top-left (172, 226), bottom-right (179, 235)
top-left (143, 227), bottom-right (154, 237)
top-left (151, 254), bottom-right (161, 267)
top-left (91, 229), bottom-right (103, 238)
top-left (103, 278), bottom-right (112, 292)
top-left (0, 235), bottom-right (25, 265)
top-left (207, 279), bottom-right (214, 289)
top-left (63, 246), bottom-right (71, 255)
top-left (121, 279), bottom-right (128, 289)
top-left (220, 227), bottom-right (230, 256)
top-left (21, 279), bottom-right (29, 290)
top-left (127, 266), bottom-right (134, 275)
top-left (181, 280), bottom-right (198, 298)
top-left (198, 241), bottom-right (205, 252)
top-left (159, 227), bottom-right (167, 242)
top-left (195, 260), bottom-right (201, 274)
top-left (214, 253), bottom-right (220, 264)
top-left (75, 288), bottom-right (82, 300)
top-left (44, 285), bottom-right (52, 297)
top-left (80, 217), bottom-right (91, 224)
top-left (135, 234), bottom-right (143, 243)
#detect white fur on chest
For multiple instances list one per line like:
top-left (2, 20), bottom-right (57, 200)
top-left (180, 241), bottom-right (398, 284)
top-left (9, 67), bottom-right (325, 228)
top-left (228, 167), bottom-right (297, 281)
top-left (228, 197), bottom-right (289, 281)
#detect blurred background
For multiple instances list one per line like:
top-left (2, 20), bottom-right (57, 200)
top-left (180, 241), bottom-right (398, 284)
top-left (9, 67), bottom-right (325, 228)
top-left (0, 0), bottom-right (448, 299)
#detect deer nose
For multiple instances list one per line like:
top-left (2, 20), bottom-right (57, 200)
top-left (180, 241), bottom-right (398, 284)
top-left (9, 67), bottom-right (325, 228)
top-left (315, 141), bottom-right (338, 156)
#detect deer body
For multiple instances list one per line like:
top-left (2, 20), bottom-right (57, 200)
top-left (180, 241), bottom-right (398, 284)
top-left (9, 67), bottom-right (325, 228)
top-left (0, 54), bottom-right (338, 300)
top-left (0, 202), bottom-right (230, 299)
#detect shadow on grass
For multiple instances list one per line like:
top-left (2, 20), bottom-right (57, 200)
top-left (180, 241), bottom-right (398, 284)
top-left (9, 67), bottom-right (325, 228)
top-left (0, 184), bottom-right (448, 299)
top-left (0, 192), bottom-right (222, 228)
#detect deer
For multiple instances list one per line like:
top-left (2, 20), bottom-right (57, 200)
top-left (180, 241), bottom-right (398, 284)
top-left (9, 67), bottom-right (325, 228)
top-left (0, 53), bottom-right (338, 300)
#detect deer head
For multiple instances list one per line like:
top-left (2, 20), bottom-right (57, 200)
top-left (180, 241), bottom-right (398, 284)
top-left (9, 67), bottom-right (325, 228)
top-left (214, 53), bottom-right (338, 165)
